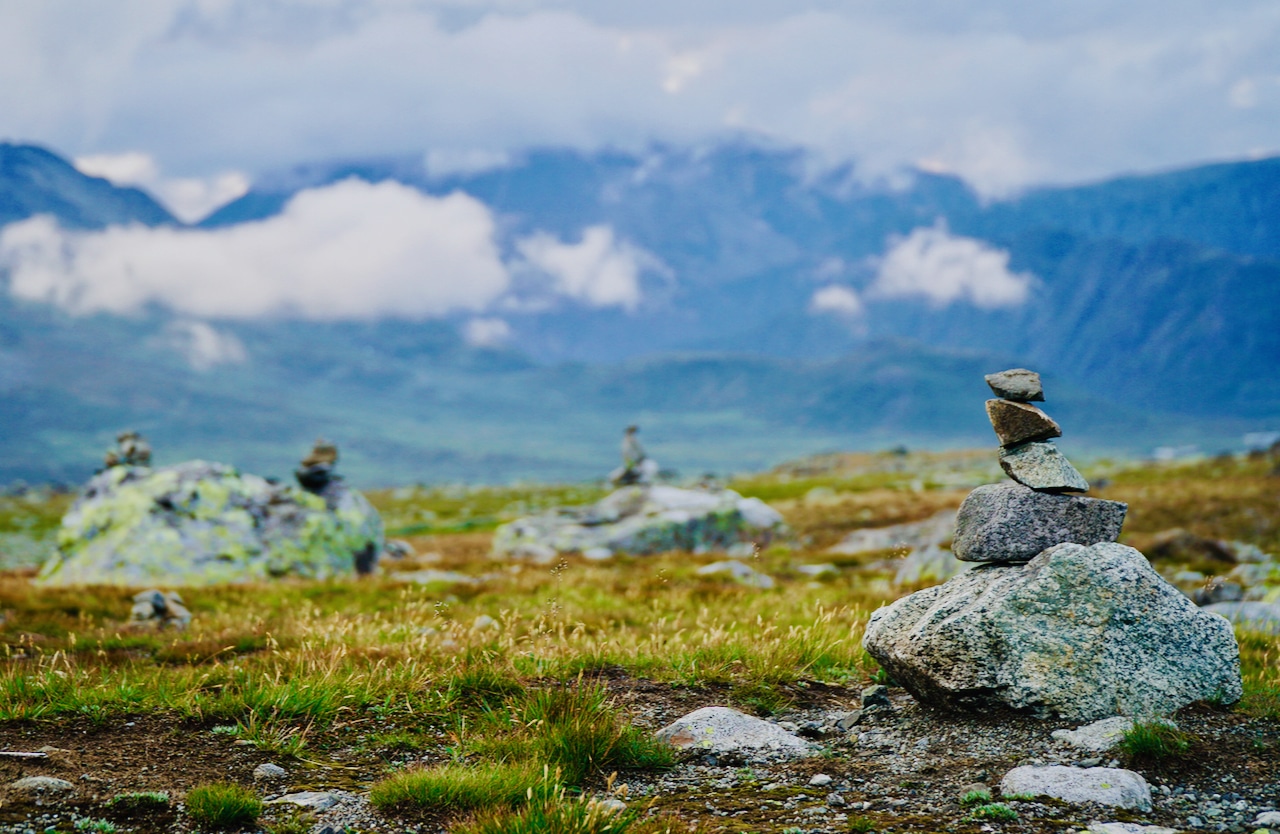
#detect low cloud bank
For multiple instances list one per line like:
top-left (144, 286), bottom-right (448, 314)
top-left (870, 224), bottom-right (1033, 309)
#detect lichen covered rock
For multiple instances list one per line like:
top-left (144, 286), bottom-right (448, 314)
top-left (38, 460), bottom-right (383, 586)
top-left (492, 485), bottom-right (786, 560)
top-left (863, 541), bottom-right (1242, 721)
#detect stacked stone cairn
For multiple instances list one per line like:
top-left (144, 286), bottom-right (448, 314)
top-left (863, 369), bottom-right (1243, 721)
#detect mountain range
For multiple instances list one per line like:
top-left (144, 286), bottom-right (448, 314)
top-left (1, 141), bottom-right (1277, 486)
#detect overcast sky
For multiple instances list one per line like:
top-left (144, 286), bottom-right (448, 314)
top-left (2, 0), bottom-right (1278, 205)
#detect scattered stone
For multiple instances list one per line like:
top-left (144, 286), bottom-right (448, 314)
top-left (268, 791), bottom-right (341, 811)
top-left (39, 459), bottom-right (383, 586)
top-left (809, 774), bottom-right (832, 787)
top-left (1082, 823), bottom-right (1178, 834)
top-left (695, 560), bottom-right (774, 589)
top-left (655, 707), bottom-right (816, 760)
top-left (832, 710), bottom-right (863, 730)
top-left (863, 542), bottom-right (1242, 720)
top-left (827, 509), bottom-right (955, 556)
top-left (984, 368), bottom-right (1044, 402)
top-left (128, 589), bottom-right (192, 630)
top-left (986, 400), bottom-right (1062, 447)
top-left (952, 483), bottom-right (1126, 563)
top-left (9, 776), bottom-right (74, 792)
top-left (493, 485), bottom-right (787, 561)
top-left (392, 570), bottom-right (480, 587)
top-left (253, 763), bottom-right (288, 781)
top-left (794, 562), bottom-right (839, 578)
top-left (1255, 811), bottom-right (1280, 827)
top-left (103, 430), bottom-right (152, 470)
top-left (1202, 601), bottom-right (1280, 635)
top-left (383, 539), bottom-right (414, 560)
top-left (827, 792), bottom-right (846, 807)
top-left (861, 685), bottom-right (892, 711)
top-left (999, 765), bottom-right (1151, 811)
top-left (999, 441), bottom-right (1089, 493)
top-left (1193, 576), bottom-right (1244, 605)
top-left (1051, 717), bottom-right (1158, 753)
top-left (593, 798), bottom-right (627, 815)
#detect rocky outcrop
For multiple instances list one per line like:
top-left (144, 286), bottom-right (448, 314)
top-left (39, 460), bottom-right (383, 586)
top-left (863, 542), bottom-right (1242, 720)
top-left (655, 707), bottom-right (816, 761)
top-left (999, 765), bottom-right (1152, 811)
top-left (492, 485), bottom-right (786, 561)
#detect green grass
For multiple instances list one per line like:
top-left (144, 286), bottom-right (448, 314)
top-left (73, 820), bottom-right (118, 833)
top-left (369, 761), bottom-right (547, 813)
top-left (959, 789), bottom-right (992, 807)
top-left (1118, 720), bottom-right (1195, 762)
top-left (455, 794), bottom-right (665, 834)
top-left (846, 817), bottom-right (877, 833)
top-left (184, 783), bottom-right (263, 829)
top-left (106, 791), bottom-right (170, 813)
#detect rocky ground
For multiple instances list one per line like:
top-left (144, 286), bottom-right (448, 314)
top-left (0, 680), bottom-right (1275, 834)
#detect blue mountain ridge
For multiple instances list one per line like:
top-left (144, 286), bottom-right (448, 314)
top-left (0, 142), bottom-right (1276, 485)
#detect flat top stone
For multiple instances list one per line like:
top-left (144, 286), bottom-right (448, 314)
top-left (1000, 441), bottom-right (1089, 493)
top-left (10, 776), bottom-right (74, 792)
top-left (656, 706), bottom-right (815, 759)
top-left (986, 400), bottom-right (1062, 447)
top-left (953, 482), bottom-right (1126, 563)
top-left (999, 765), bottom-right (1151, 811)
top-left (985, 368), bottom-right (1044, 402)
top-left (1051, 717), bottom-right (1136, 752)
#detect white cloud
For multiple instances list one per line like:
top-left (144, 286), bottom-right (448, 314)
top-left (808, 285), bottom-right (863, 317)
top-left (156, 319), bottom-right (248, 370)
top-left (516, 225), bottom-right (653, 311)
top-left (424, 149), bottom-right (514, 179)
top-left (4, 2), bottom-right (1280, 196)
top-left (0, 179), bottom-right (511, 319)
top-left (869, 223), bottom-right (1033, 309)
top-left (463, 317), bottom-right (513, 347)
top-left (74, 151), bottom-right (250, 223)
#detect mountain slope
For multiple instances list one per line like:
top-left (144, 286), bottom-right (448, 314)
top-left (0, 144), bottom-right (175, 229)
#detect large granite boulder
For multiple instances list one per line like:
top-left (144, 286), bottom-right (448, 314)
top-left (38, 461), bottom-right (384, 586)
top-left (953, 483), bottom-right (1126, 563)
top-left (862, 541), bottom-right (1242, 721)
top-left (492, 485), bottom-right (786, 561)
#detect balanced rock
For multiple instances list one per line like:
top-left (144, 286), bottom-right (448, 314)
top-left (984, 368), bottom-right (1044, 402)
top-left (1000, 441), bottom-right (1089, 492)
top-left (492, 485), bottom-right (786, 561)
top-left (862, 541), bottom-right (1242, 720)
top-left (953, 483), bottom-right (1126, 563)
top-left (39, 460), bottom-right (383, 586)
top-left (985, 400), bottom-right (1062, 447)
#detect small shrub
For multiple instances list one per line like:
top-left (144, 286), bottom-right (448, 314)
top-left (959, 789), bottom-right (992, 807)
top-left (1118, 720), bottom-right (1194, 762)
top-left (107, 791), bottom-right (170, 813)
top-left (74, 820), bottom-right (118, 833)
top-left (847, 816), bottom-right (877, 832)
top-left (968, 802), bottom-right (1018, 821)
top-left (185, 783), bottom-right (263, 829)
top-left (369, 761), bottom-right (546, 813)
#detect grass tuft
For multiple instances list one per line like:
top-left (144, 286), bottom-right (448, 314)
top-left (107, 791), bottom-right (170, 813)
top-left (185, 782), bottom-right (262, 829)
top-left (1118, 720), bottom-right (1194, 763)
top-left (369, 761), bottom-right (546, 813)
top-left (455, 793), bottom-right (664, 834)
top-left (959, 789), bottom-right (992, 807)
top-left (967, 802), bottom-right (1018, 821)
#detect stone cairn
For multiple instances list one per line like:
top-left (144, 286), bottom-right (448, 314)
top-left (862, 368), bottom-right (1242, 721)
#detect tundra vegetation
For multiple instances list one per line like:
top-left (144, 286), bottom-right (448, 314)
top-left (0, 449), bottom-right (1276, 832)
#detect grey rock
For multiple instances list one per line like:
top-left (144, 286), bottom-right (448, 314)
top-left (861, 684), bottom-right (891, 710)
top-left (493, 485), bottom-right (787, 561)
top-left (391, 569), bottom-right (480, 587)
top-left (696, 560), bottom-right (775, 589)
top-left (808, 773), bottom-right (832, 786)
top-left (129, 589), bottom-right (192, 629)
top-left (1052, 717), bottom-right (1143, 753)
top-left (269, 791), bottom-right (341, 811)
top-left (593, 798), bottom-right (627, 815)
top-left (1255, 811), bottom-right (1280, 826)
top-left (827, 509), bottom-right (955, 556)
top-left (253, 763), bottom-right (288, 781)
top-left (795, 562), bottom-right (839, 578)
top-left (1000, 441), bottom-right (1089, 493)
top-left (832, 710), bottom-right (863, 730)
top-left (1082, 823), bottom-right (1178, 834)
top-left (9, 776), bottom-right (74, 792)
top-left (862, 542), bottom-right (1242, 721)
top-left (1193, 577), bottom-right (1244, 606)
top-left (999, 765), bottom-right (1151, 810)
top-left (985, 368), bottom-right (1044, 402)
top-left (953, 483), bottom-right (1126, 563)
top-left (986, 399), bottom-right (1062, 447)
top-left (1202, 601), bottom-right (1280, 635)
top-left (39, 460), bottom-right (383, 586)
top-left (655, 706), bottom-right (816, 760)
